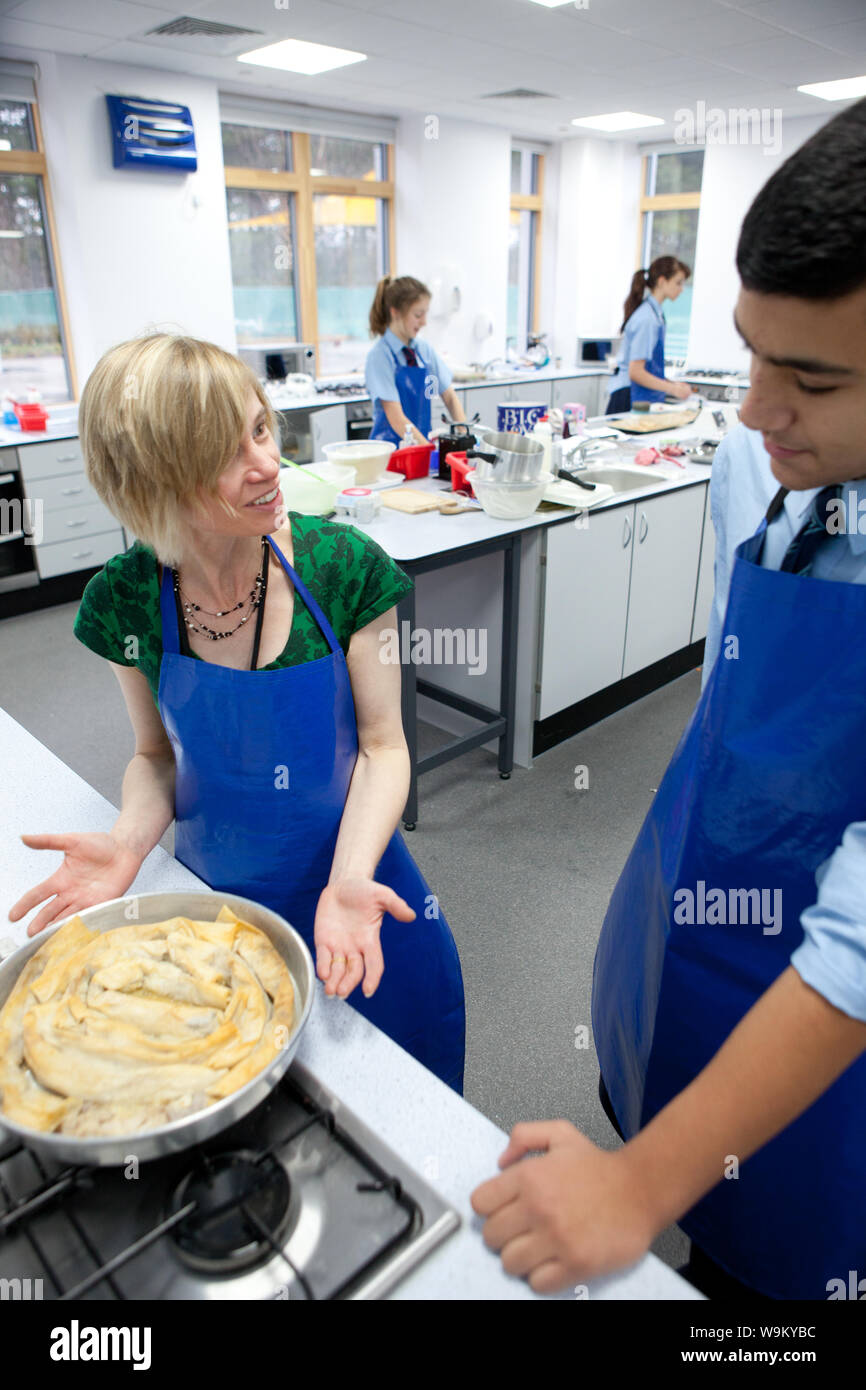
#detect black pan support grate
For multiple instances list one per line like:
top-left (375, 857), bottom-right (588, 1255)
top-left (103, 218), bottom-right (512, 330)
top-left (0, 1074), bottom-right (419, 1301)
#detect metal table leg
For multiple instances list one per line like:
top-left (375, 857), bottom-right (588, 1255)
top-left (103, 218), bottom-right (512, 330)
top-left (397, 586), bottom-right (418, 831)
top-left (498, 533), bottom-right (520, 778)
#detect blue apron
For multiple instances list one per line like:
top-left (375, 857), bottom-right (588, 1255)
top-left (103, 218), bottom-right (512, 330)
top-left (629, 301), bottom-right (667, 405)
top-left (370, 341), bottom-right (433, 445)
top-left (157, 537), bottom-right (465, 1092)
top-left (592, 494), bottom-right (866, 1299)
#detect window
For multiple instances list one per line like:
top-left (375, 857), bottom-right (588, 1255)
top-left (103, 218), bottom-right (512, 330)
top-left (221, 119), bottom-right (393, 376)
top-left (0, 73), bottom-right (75, 404)
top-left (638, 150), bottom-right (704, 361)
top-left (508, 146), bottom-right (544, 354)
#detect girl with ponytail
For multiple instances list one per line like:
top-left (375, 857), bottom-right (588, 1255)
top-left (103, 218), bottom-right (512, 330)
top-left (606, 257), bottom-right (692, 413)
top-left (365, 274), bottom-right (466, 446)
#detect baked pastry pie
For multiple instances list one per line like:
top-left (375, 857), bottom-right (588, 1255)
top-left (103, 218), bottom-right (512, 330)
top-left (0, 905), bottom-right (295, 1138)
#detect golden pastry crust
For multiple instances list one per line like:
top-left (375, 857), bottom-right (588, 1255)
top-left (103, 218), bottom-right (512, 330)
top-left (0, 905), bottom-right (295, 1138)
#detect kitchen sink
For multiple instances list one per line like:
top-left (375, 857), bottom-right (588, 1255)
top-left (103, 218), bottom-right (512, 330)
top-left (577, 464), bottom-right (667, 495)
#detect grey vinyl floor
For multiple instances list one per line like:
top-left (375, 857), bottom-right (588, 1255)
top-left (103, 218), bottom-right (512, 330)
top-left (0, 598), bottom-right (701, 1277)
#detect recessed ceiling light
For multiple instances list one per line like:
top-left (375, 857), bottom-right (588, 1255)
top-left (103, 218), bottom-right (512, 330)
top-left (572, 111), bottom-right (664, 132)
top-left (237, 38), bottom-right (366, 75)
top-left (797, 75), bottom-right (866, 101)
top-left (527, 0), bottom-right (574, 7)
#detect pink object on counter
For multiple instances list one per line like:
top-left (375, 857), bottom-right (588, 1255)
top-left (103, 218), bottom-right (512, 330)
top-left (634, 447), bottom-right (659, 466)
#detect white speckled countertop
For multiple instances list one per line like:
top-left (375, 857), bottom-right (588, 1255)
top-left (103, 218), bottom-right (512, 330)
top-left (0, 708), bottom-right (700, 1301)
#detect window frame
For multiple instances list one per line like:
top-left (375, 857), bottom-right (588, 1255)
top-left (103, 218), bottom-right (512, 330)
top-left (223, 128), bottom-right (395, 376)
top-left (0, 94), bottom-right (77, 403)
top-left (509, 144), bottom-right (545, 351)
top-left (637, 145), bottom-right (703, 363)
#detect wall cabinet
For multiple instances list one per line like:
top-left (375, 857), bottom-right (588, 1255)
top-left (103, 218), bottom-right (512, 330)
top-left (539, 482), bottom-right (709, 719)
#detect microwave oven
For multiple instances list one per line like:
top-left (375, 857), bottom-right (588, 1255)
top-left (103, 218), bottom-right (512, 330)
top-left (577, 336), bottom-right (621, 365)
top-left (238, 343), bottom-right (315, 382)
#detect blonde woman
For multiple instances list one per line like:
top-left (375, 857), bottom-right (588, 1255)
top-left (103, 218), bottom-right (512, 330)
top-left (9, 334), bottom-right (465, 1091)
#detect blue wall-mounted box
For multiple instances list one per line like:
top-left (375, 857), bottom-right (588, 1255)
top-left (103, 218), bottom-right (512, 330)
top-left (106, 95), bottom-right (197, 171)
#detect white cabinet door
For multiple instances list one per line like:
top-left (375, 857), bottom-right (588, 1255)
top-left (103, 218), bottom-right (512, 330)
top-left (510, 379), bottom-right (551, 406)
top-left (538, 506), bottom-right (634, 719)
top-left (311, 404), bottom-right (346, 455)
top-left (622, 486), bottom-right (705, 678)
top-left (551, 376), bottom-right (604, 414)
top-left (462, 385), bottom-right (499, 425)
top-left (691, 482), bottom-right (715, 642)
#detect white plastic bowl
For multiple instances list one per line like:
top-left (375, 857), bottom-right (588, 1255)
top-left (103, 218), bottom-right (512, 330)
top-left (279, 461), bottom-right (356, 515)
top-left (466, 469), bottom-right (553, 520)
top-left (323, 439), bottom-right (396, 485)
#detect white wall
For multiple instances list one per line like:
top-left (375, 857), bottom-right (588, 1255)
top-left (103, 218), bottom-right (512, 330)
top-left (687, 115), bottom-right (826, 370)
top-left (32, 51), bottom-right (235, 388)
top-left (394, 114), bottom-right (510, 368)
top-left (550, 138), bottom-right (640, 363)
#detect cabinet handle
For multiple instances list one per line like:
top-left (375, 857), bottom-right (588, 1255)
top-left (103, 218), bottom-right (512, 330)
top-left (622, 516), bottom-right (632, 547)
top-left (56, 453), bottom-right (80, 463)
top-left (639, 512), bottom-right (649, 543)
top-left (66, 518), bottom-right (88, 528)
top-left (61, 487), bottom-right (83, 496)
top-left (71, 549), bottom-right (93, 559)
top-left (0, 473), bottom-right (15, 485)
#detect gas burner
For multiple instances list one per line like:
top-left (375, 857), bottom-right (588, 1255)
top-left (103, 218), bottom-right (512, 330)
top-left (168, 1150), bottom-right (294, 1274)
top-left (315, 381), bottom-right (367, 397)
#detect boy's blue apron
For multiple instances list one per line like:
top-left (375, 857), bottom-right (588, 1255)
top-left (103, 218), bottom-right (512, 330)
top-left (369, 341), bottom-right (433, 445)
top-left (592, 493), bottom-right (866, 1298)
top-left (629, 301), bottom-right (666, 405)
top-left (158, 536), bottom-right (465, 1092)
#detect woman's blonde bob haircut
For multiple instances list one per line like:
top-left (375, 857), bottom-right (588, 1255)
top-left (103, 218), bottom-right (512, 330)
top-left (79, 333), bottom-right (278, 566)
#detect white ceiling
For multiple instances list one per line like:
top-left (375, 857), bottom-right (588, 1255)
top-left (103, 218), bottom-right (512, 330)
top-left (1, 0), bottom-right (865, 140)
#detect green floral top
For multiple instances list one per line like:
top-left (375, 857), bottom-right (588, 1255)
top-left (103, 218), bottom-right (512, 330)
top-left (73, 514), bottom-right (413, 704)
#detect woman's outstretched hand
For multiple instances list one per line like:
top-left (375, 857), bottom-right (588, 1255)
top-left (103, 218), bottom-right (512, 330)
top-left (314, 877), bottom-right (416, 1001)
top-left (9, 832), bottom-right (143, 937)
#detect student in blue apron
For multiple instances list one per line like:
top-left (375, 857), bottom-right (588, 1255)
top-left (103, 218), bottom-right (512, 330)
top-left (606, 257), bottom-right (694, 413)
top-left (472, 98), bottom-right (866, 1298)
top-left (10, 333), bottom-right (465, 1093)
top-left (365, 274), bottom-right (466, 445)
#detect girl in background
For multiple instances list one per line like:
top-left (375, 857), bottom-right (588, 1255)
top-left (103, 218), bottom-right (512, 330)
top-left (606, 257), bottom-right (693, 413)
top-left (365, 275), bottom-right (466, 445)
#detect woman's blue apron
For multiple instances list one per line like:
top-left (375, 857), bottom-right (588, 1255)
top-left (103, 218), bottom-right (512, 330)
top-left (157, 537), bottom-right (465, 1092)
top-left (369, 341), bottom-right (433, 445)
top-left (629, 303), bottom-right (666, 405)
top-left (592, 494), bottom-right (866, 1298)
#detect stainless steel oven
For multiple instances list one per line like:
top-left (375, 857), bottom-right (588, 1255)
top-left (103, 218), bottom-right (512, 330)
top-left (0, 449), bottom-right (39, 592)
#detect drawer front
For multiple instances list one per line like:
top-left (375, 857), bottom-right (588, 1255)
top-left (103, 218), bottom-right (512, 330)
top-left (35, 528), bottom-right (124, 580)
top-left (38, 502), bottom-right (120, 547)
top-left (27, 470), bottom-right (104, 513)
top-left (18, 437), bottom-right (84, 482)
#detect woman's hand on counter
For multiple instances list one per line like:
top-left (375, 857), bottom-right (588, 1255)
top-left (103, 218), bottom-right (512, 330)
top-left (314, 876), bottom-right (415, 1000)
top-left (471, 1119), bottom-right (657, 1293)
top-left (9, 831), bottom-right (143, 937)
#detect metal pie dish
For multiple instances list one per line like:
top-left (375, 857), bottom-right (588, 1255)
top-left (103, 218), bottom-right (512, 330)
top-left (0, 891), bottom-right (316, 1167)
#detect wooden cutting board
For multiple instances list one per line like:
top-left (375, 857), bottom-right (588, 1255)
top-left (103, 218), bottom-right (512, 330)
top-left (382, 489), bottom-right (461, 514)
top-left (608, 409), bottom-right (700, 433)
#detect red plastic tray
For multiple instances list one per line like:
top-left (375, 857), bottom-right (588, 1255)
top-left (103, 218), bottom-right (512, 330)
top-left (387, 442), bottom-right (435, 479)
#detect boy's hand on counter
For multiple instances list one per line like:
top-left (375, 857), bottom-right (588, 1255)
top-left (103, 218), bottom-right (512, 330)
top-left (9, 831), bottom-right (143, 937)
top-left (471, 1119), bottom-right (657, 1293)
